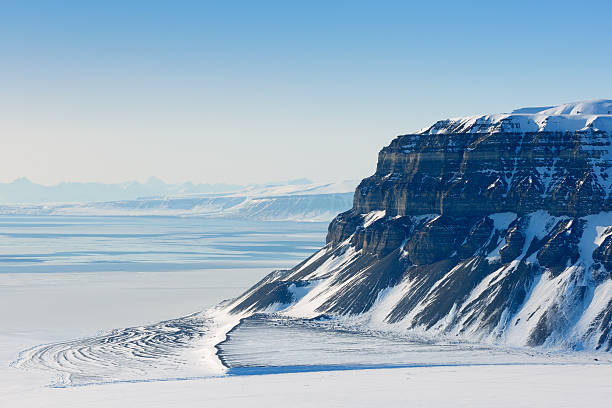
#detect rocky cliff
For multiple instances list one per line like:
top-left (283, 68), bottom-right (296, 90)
top-left (224, 100), bottom-right (612, 351)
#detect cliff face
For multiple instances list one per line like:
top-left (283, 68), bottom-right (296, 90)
top-left (353, 129), bottom-right (611, 219)
top-left (225, 100), bottom-right (612, 352)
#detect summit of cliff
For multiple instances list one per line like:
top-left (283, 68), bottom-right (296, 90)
top-left (421, 99), bottom-right (612, 135)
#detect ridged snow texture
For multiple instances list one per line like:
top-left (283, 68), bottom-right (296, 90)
top-left (225, 100), bottom-right (612, 351)
top-left (12, 314), bottom-right (214, 386)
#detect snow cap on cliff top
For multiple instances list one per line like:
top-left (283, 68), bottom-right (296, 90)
top-left (420, 99), bottom-right (612, 135)
top-left (513, 99), bottom-right (612, 115)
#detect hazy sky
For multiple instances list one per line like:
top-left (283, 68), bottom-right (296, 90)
top-left (2, 0), bottom-right (612, 185)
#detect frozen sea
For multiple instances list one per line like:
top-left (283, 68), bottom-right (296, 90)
top-left (2, 215), bottom-right (612, 407)
top-left (0, 216), bottom-right (327, 396)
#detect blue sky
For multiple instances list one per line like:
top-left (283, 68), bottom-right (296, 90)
top-left (2, 0), bottom-right (611, 185)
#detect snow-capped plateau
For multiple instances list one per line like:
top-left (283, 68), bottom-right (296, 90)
top-left (421, 99), bottom-right (612, 135)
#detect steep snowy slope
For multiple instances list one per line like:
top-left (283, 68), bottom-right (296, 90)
top-left (222, 100), bottom-right (612, 351)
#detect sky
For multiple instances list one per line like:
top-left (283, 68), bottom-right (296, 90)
top-left (1, 0), bottom-right (612, 185)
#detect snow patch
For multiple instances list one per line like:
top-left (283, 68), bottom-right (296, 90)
top-left (362, 210), bottom-right (386, 227)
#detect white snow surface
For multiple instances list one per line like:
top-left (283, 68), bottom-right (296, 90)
top-left (362, 210), bottom-right (386, 227)
top-left (6, 362), bottom-right (612, 407)
top-left (420, 99), bottom-right (612, 134)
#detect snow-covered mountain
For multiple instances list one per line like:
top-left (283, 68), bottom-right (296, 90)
top-left (221, 99), bottom-right (612, 351)
top-left (0, 181), bottom-right (357, 222)
top-left (0, 177), bottom-right (244, 204)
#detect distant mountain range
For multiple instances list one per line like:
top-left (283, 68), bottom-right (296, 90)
top-left (0, 179), bottom-right (358, 222)
top-left (0, 176), bottom-right (279, 204)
